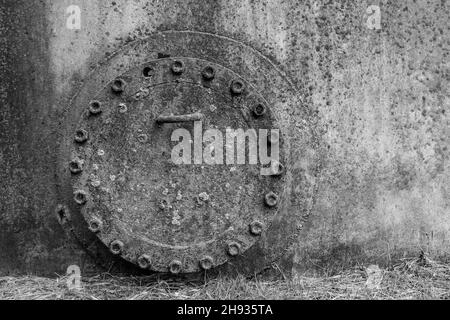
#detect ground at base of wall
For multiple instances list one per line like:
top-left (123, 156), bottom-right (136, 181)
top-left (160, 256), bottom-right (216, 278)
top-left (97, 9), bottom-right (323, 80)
top-left (1, 256), bottom-right (449, 300)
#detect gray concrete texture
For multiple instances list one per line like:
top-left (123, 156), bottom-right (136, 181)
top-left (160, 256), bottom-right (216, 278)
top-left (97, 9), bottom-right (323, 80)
top-left (0, 0), bottom-right (448, 275)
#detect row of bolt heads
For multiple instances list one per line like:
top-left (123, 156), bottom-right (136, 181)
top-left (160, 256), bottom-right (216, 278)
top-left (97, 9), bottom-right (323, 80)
top-left (85, 60), bottom-right (267, 117)
top-left (114, 60), bottom-right (251, 95)
top-left (71, 188), bottom-right (277, 273)
top-left (105, 220), bottom-right (265, 273)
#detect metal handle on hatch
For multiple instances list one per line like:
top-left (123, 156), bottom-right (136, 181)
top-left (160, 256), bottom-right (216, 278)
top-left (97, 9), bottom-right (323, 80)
top-left (156, 113), bottom-right (204, 124)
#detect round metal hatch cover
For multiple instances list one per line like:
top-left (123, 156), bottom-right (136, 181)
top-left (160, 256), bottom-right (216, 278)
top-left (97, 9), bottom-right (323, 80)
top-left (57, 31), bottom-right (317, 274)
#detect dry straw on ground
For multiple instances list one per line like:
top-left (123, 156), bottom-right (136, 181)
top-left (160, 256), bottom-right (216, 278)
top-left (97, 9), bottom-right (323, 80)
top-left (1, 255), bottom-right (449, 300)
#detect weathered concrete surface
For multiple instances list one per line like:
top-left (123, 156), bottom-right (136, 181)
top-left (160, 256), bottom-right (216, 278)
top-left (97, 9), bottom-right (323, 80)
top-left (0, 0), bottom-right (86, 275)
top-left (0, 0), bottom-right (448, 275)
top-left (289, 0), bottom-right (450, 273)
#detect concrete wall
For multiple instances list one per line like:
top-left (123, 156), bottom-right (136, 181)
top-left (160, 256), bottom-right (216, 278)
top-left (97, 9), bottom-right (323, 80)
top-left (0, 0), bottom-right (448, 275)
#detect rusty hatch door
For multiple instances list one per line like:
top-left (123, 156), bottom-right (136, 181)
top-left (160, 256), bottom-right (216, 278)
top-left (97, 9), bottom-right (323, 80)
top-left (56, 31), bottom-right (316, 274)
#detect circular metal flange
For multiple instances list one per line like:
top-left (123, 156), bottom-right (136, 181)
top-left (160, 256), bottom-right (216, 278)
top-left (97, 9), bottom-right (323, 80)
top-left (57, 31), bottom-right (318, 275)
top-left (69, 57), bottom-right (284, 273)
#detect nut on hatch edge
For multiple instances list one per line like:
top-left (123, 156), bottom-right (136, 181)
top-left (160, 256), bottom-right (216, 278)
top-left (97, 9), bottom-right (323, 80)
top-left (110, 240), bottom-right (124, 255)
top-left (73, 190), bottom-right (88, 205)
top-left (230, 79), bottom-right (245, 95)
top-left (253, 103), bottom-right (266, 117)
top-left (137, 254), bottom-right (152, 269)
top-left (199, 256), bottom-right (214, 270)
top-left (169, 260), bottom-right (183, 274)
top-left (69, 158), bottom-right (84, 174)
top-left (74, 129), bottom-right (89, 143)
top-left (227, 242), bottom-right (241, 256)
top-left (249, 221), bottom-right (264, 236)
top-left (202, 66), bottom-right (215, 81)
top-left (171, 60), bottom-right (184, 75)
top-left (88, 218), bottom-right (102, 233)
top-left (111, 78), bottom-right (126, 93)
top-left (89, 100), bottom-right (102, 115)
top-left (264, 192), bottom-right (278, 207)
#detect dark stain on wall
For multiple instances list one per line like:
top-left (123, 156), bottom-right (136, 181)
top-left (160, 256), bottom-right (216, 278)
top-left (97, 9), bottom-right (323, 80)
top-left (0, 0), bottom-right (82, 275)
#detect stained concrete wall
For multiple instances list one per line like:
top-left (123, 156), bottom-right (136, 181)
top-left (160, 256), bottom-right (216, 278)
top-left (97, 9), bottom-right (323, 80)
top-left (0, 0), bottom-right (448, 275)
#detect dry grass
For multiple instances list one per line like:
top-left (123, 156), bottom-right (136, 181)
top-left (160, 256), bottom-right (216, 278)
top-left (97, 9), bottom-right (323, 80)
top-left (1, 255), bottom-right (450, 300)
